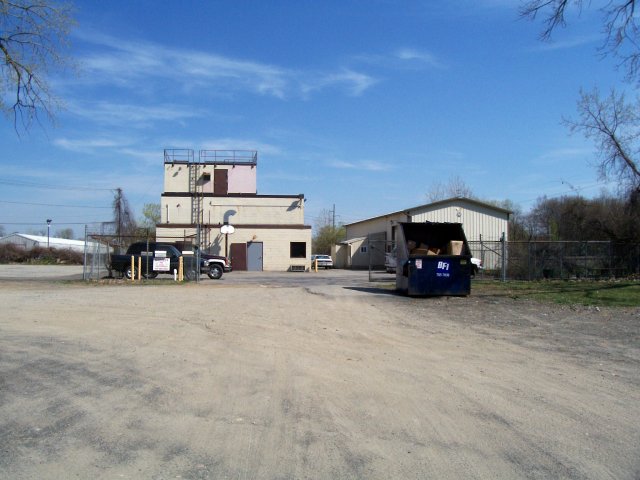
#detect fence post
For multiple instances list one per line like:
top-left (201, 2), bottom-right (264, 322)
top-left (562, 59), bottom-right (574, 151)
top-left (528, 241), bottom-right (531, 281)
top-left (196, 224), bottom-right (201, 283)
top-left (479, 234), bottom-right (484, 270)
top-left (367, 234), bottom-right (372, 282)
top-left (501, 232), bottom-right (506, 282)
top-left (608, 241), bottom-right (612, 279)
top-left (83, 225), bottom-right (88, 281)
top-left (584, 241), bottom-right (588, 278)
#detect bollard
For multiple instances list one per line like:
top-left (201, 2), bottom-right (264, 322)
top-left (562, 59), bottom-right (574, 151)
top-left (178, 256), bottom-right (184, 282)
top-left (130, 255), bottom-right (135, 282)
top-left (173, 268), bottom-right (177, 282)
top-left (137, 256), bottom-right (142, 281)
top-left (314, 259), bottom-right (318, 272)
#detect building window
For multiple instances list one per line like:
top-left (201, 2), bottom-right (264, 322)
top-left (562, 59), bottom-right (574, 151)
top-left (290, 242), bottom-right (306, 258)
top-left (360, 246), bottom-right (368, 253)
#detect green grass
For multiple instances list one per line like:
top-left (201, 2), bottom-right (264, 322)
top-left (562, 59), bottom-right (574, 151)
top-left (473, 280), bottom-right (640, 307)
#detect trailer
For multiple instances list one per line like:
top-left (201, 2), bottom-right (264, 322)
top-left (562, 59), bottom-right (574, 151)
top-left (395, 222), bottom-right (473, 296)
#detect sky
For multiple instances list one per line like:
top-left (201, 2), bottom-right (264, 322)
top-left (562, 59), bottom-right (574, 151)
top-left (0, 0), bottom-right (626, 238)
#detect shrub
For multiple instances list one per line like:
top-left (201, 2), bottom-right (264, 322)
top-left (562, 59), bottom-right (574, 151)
top-left (0, 244), bottom-right (83, 264)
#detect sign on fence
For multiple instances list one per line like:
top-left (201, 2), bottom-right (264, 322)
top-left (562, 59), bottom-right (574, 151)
top-left (153, 258), bottom-right (170, 271)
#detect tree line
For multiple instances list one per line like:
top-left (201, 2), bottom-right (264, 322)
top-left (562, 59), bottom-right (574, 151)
top-left (311, 180), bottom-right (640, 253)
top-left (512, 194), bottom-right (639, 242)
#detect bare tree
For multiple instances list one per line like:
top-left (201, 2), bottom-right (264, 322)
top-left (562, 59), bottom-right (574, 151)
top-left (426, 175), bottom-right (473, 202)
top-left (522, 1), bottom-right (640, 203)
top-left (0, 0), bottom-right (75, 132)
top-left (55, 227), bottom-right (73, 239)
top-left (111, 188), bottom-right (137, 244)
top-left (565, 89), bottom-right (640, 198)
top-left (312, 208), bottom-right (345, 254)
top-left (523, 193), bottom-right (639, 241)
top-left (521, 0), bottom-right (640, 81)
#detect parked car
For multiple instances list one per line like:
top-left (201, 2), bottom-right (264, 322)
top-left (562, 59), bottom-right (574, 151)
top-left (310, 254), bottom-right (333, 269)
top-left (385, 247), bottom-right (397, 273)
top-left (471, 257), bottom-right (483, 277)
top-left (198, 251), bottom-right (232, 279)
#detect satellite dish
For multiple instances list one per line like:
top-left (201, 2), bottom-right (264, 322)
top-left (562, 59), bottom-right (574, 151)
top-left (221, 224), bottom-right (235, 234)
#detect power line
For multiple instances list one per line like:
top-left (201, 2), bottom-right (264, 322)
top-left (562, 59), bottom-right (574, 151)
top-left (0, 222), bottom-right (106, 225)
top-left (0, 200), bottom-right (111, 209)
top-left (0, 179), bottom-right (114, 191)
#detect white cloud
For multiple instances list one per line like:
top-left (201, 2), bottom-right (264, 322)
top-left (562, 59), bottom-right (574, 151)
top-left (534, 147), bottom-right (593, 164)
top-left (302, 69), bottom-right (378, 97)
top-left (197, 138), bottom-right (282, 156)
top-left (530, 35), bottom-right (602, 52)
top-left (66, 101), bottom-right (205, 126)
top-left (328, 159), bottom-right (390, 172)
top-left (73, 30), bottom-right (377, 99)
top-left (53, 137), bottom-right (128, 152)
top-left (355, 48), bottom-right (446, 70)
top-left (53, 135), bottom-right (161, 166)
top-left (395, 48), bottom-right (444, 68)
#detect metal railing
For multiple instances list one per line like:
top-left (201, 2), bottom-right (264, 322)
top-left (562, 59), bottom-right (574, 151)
top-left (164, 149), bottom-right (194, 163)
top-left (199, 150), bottom-right (258, 165)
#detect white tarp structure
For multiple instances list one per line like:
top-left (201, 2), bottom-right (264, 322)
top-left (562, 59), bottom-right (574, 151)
top-left (0, 233), bottom-right (103, 253)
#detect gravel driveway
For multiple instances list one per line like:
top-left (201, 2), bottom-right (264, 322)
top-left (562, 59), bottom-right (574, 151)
top-left (0, 266), bottom-right (639, 479)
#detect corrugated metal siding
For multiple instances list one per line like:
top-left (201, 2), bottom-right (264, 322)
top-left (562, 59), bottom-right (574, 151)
top-left (346, 213), bottom-right (406, 241)
top-left (409, 201), bottom-right (508, 241)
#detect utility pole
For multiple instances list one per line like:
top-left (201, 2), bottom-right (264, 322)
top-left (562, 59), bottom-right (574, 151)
top-left (332, 204), bottom-right (336, 230)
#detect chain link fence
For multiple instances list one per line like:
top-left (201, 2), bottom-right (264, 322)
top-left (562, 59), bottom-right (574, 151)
top-left (82, 226), bottom-right (219, 281)
top-left (82, 229), bottom-right (156, 280)
top-left (367, 239), bottom-right (396, 282)
top-left (365, 236), bottom-right (640, 282)
top-left (469, 240), bottom-right (640, 281)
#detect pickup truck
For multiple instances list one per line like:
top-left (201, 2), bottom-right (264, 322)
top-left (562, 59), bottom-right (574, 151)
top-left (110, 242), bottom-right (199, 280)
top-left (195, 249), bottom-right (232, 279)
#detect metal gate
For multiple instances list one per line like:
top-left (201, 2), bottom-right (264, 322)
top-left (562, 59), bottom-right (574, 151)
top-left (367, 238), bottom-right (396, 283)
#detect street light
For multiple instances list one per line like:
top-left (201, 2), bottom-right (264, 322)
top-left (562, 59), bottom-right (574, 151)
top-left (46, 219), bottom-right (52, 248)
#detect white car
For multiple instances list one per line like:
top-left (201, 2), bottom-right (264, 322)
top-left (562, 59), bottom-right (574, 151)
top-left (310, 254), bottom-right (333, 269)
top-left (471, 257), bottom-right (483, 277)
top-left (384, 252), bottom-right (397, 273)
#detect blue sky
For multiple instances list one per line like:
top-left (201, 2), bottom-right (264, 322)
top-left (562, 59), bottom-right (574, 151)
top-left (0, 0), bottom-right (624, 237)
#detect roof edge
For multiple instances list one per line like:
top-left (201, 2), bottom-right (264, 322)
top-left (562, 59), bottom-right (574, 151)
top-left (345, 197), bottom-right (512, 226)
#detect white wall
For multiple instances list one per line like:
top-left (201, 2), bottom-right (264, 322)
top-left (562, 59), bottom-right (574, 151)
top-left (161, 196), bottom-right (305, 226)
top-left (163, 163), bottom-right (257, 195)
top-left (156, 225), bottom-right (311, 271)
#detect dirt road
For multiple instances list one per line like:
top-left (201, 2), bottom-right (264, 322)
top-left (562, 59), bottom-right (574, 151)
top-left (1, 272), bottom-right (639, 479)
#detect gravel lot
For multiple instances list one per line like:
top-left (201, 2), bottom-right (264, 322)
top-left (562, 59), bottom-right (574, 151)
top-left (1, 266), bottom-right (639, 479)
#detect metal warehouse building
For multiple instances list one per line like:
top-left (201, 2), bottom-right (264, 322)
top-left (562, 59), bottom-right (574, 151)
top-left (335, 197), bottom-right (511, 269)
